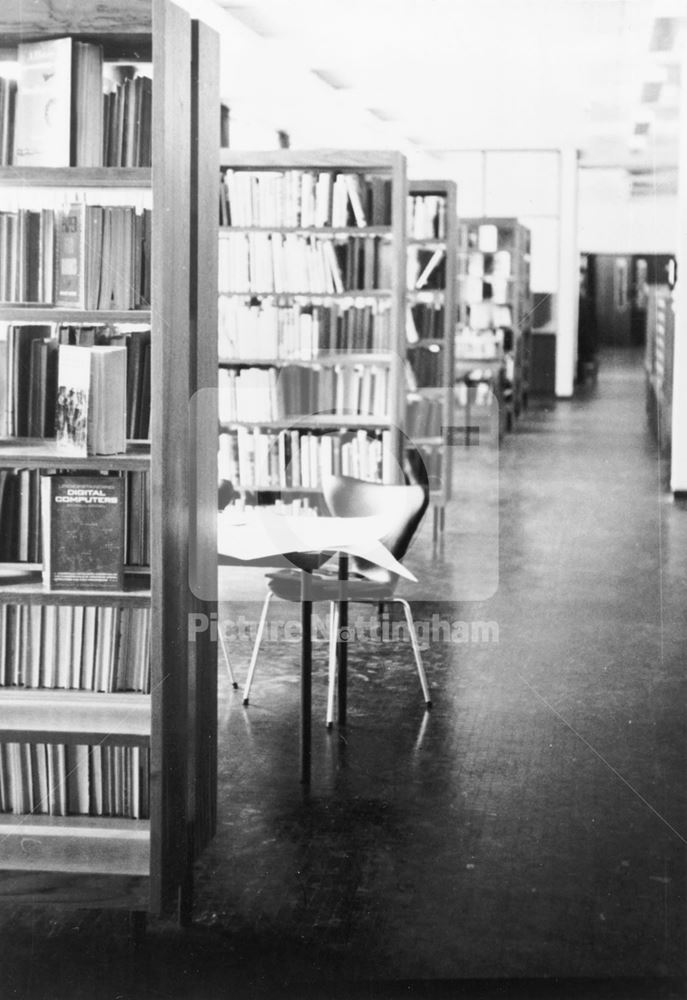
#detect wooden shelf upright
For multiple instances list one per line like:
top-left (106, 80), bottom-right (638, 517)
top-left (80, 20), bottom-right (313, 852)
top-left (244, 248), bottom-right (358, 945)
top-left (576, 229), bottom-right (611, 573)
top-left (457, 217), bottom-right (532, 432)
top-left (405, 179), bottom-right (458, 540)
top-left (0, 0), bottom-right (219, 922)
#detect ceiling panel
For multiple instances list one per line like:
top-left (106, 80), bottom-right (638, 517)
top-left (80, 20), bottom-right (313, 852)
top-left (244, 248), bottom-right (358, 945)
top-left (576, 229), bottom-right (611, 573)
top-left (215, 0), bottom-right (685, 180)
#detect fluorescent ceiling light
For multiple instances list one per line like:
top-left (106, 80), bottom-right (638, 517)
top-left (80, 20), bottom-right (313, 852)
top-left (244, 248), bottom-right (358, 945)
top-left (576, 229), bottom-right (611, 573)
top-left (367, 107), bottom-right (397, 122)
top-left (640, 81), bottom-right (662, 102)
top-left (649, 17), bottom-right (678, 51)
top-left (310, 67), bottom-right (352, 90)
top-left (221, 4), bottom-right (282, 37)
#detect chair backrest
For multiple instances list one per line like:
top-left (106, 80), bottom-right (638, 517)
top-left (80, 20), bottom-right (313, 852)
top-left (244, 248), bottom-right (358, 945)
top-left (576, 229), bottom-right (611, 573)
top-left (322, 474), bottom-right (428, 583)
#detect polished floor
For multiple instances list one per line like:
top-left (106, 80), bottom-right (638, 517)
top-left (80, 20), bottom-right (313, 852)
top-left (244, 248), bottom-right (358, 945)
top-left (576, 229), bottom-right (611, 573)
top-left (2, 350), bottom-right (686, 1000)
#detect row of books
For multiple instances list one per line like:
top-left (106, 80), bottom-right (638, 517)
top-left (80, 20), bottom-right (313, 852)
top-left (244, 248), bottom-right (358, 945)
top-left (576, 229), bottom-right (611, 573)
top-left (406, 394), bottom-right (444, 440)
top-left (454, 381), bottom-right (498, 407)
top-left (219, 427), bottom-right (394, 489)
top-left (9, 38), bottom-right (151, 167)
top-left (0, 209), bottom-right (55, 304)
top-left (0, 469), bottom-right (149, 567)
top-left (222, 498), bottom-right (320, 516)
top-left (407, 247), bottom-right (446, 291)
top-left (218, 299), bottom-right (393, 360)
top-left (0, 604), bottom-right (150, 692)
top-left (407, 344), bottom-right (446, 388)
top-left (407, 302), bottom-right (446, 343)
top-left (407, 195), bottom-right (447, 240)
top-left (218, 232), bottom-right (393, 295)
top-left (102, 74), bottom-right (153, 168)
top-left (218, 364), bottom-right (390, 424)
top-left (0, 742), bottom-right (150, 819)
top-left (465, 223), bottom-right (502, 254)
top-left (455, 329), bottom-right (504, 360)
top-left (1, 323), bottom-right (150, 444)
top-left (0, 204), bottom-right (151, 309)
top-left (219, 169), bottom-right (392, 228)
top-left (462, 301), bottom-right (513, 330)
top-left (459, 275), bottom-right (512, 307)
top-left (462, 250), bottom-right (513, 279)
top-left (0, 77), bottom-right (17, 167)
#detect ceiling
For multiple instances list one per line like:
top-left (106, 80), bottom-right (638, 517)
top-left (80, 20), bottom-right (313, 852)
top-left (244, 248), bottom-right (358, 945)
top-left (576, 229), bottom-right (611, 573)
top-left (209, 0), bottom-right (685, 191)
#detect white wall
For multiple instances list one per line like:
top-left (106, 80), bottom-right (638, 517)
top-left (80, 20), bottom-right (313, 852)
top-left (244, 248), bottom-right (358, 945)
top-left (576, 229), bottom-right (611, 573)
top-left (578, 170), bottom-right (678, 255)
top-left (670, 47), bottom-right (687, 495)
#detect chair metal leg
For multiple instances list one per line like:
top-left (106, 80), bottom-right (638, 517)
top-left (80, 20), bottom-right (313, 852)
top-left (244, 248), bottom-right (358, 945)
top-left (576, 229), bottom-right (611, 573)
top-left (242, 590), bottom-right (273, 706)
top-left (218, 620), bottom-right (238, 689)
top-left (394, 597), bottom-right (432, 708)
top-left (326, 602), bottom-right (339, 728)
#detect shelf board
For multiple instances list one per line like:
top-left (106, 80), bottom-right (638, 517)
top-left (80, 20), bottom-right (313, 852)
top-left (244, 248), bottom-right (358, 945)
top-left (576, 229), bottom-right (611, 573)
top-left (219, 353), bottom-right (392, 368)
top-left (218, 291), bottom-right (391, 300)
top-left (0, 690), bottom-right (150, 744)
top-left (234, 485), bottom-right (322, 495)
top-left (220, 225), bottom-right (392, 236)
top-left (0, 439), bottom-right (150, 470)
top-left (408, 386), bottom-right (446, 398)
top-left (220, 150), bottom-right (404, 172)
top-left (407, 338), bottom-right (445, 349)
top-left (0, 569), bottom-right (151, 607)
top-left (220, 416), bottom-right (390, 431)
top-left (408, 289), bottom-right (445, 301)
top-left (0, 167), bottom-right (151, 188)
top-left (0, 307), bottom-right (151, 323)
top-left (408, 238), bottom-right (447, 248)
top-left (0, 870), bottom-right (149, 909)
top-left (410, 436), bottom-right (443, 446)
top-left (0, 815), bottom-right (150, 877)
top-left (0, 562), bottom-right (150, 574)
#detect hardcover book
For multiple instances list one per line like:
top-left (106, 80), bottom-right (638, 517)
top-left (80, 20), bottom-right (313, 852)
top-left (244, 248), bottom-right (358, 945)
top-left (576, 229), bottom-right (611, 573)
top-left (55, 343), bottom-right (127, 455)
top-left (13, 38), bottom-right (72, 166)
top-left (13, 37), bottom-right (104, 167)
top-left (41, 474), bottom-right (124, 590)
top-left (54, 204), bottom-right (86, 307)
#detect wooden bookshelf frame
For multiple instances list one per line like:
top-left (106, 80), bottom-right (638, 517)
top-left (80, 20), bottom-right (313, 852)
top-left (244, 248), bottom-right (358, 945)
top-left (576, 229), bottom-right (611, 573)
top-left (645, 285), bottom-right (674, 457)
top-left (0, 0), bottom-right (219, 922)
top-left (406, 179), bottom-right (458, 536)
top-left (457, 217), bottom-right (532, 430)
top-left (218, 150), bottom-right (408, 491)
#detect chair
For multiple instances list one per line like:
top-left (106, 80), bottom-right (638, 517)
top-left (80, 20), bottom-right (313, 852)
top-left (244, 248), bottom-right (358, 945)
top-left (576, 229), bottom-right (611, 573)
top-left (240, 474), bottom-right (432, 725)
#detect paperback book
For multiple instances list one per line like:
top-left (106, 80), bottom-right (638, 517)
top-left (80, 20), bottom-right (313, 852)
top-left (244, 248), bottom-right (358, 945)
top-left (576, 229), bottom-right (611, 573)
top-left (41, 474), bottom-right (124, 590)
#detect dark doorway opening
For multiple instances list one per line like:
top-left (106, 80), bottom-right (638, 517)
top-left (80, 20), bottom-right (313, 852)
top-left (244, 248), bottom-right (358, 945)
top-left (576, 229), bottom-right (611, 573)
top-left (577, 253), bottom-right (676, 381)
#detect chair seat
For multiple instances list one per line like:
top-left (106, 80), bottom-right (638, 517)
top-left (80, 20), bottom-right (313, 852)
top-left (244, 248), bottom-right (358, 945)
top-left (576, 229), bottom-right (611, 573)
top-left (266, 568), bottom-right (396, 603)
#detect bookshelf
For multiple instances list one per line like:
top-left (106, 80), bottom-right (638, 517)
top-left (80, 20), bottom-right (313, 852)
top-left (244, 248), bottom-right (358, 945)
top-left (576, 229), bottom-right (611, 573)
top-left (0, 0), bottom-right (219, 923)
top-left (406, 180), bottom-right (457, 539)
top-left (217, 150), bottom-right (408, 498)
top-left (645, 285), bottom-right (674, 457)
top-left (457, 217), bottom-right (532, 432)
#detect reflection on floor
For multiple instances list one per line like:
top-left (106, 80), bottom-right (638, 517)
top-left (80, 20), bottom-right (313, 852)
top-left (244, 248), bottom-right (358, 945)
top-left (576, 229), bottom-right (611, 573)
top-left (1, 349), bottom-right (686, 1000)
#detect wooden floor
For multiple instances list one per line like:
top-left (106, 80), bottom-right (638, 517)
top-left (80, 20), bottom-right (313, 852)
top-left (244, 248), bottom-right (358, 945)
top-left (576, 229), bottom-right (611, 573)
top-left (1, 349), bottom-right (685, 1000)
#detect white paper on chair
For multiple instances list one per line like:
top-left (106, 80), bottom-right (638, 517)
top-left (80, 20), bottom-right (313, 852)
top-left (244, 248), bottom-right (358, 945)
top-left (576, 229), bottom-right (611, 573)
top-left (218, 509), bottom-right (417, 582)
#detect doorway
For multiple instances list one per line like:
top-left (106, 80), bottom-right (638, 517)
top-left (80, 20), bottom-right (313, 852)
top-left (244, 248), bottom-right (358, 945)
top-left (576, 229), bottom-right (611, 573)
top-left (578, 253), bottom-right (676, 364)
